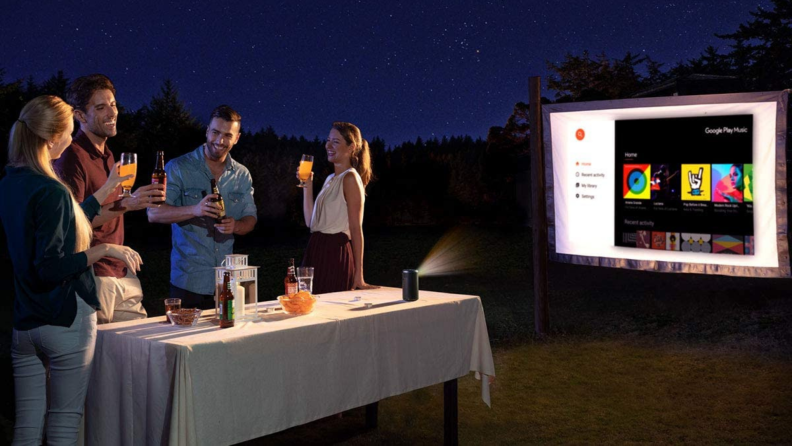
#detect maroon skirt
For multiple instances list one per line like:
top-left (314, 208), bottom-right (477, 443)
top-left (302, 232), bottom-right (354, 294)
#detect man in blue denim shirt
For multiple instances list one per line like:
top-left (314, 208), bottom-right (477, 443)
top-left (148, 105), bottom-right (257, 308)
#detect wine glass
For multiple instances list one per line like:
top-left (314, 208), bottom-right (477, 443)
top-left (118, 153), bottom-right (137, 198)
top-left (297, 154), bottom-right (314, 188)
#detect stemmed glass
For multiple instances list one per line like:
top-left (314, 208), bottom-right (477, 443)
top-left (118, 152), bottom-right (137, 198)
top-left (297, 154), bottom-right (314, 188)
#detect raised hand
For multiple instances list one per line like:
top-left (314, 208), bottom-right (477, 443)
top-left (688, 167), bottom-right (703, 196)
top-left (93, 161), bottom-right (134, 205)
top-left (123, 184), bottom-right (166, 210)
top-left (193, 194), bottom-right (223, 219)
top-left (296, 168), bottom-right (314, 183)
top-left (106, 161), bottom-right (133, 191)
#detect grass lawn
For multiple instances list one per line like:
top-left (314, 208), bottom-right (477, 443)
top-left (1, 225), bottom-right (791, 444)
top-left (248, 341), bottom-right (792, 445)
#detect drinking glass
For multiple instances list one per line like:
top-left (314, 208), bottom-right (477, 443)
top-left (164, 298), bottom-right (181, 324)
top-left (119, 152), bottom-right (137, 197)
top-left (297, 154), bottom-right (314, 188)
top-left (296, 266), bottom-right (314, 293)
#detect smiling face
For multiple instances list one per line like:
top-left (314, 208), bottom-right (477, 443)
top-left (48, 116), bottom-right (75, 160)
top-left (77, 89), bottom-right (117, 139)
top-left (325, 128), bottom-right (354, 164)
top-left (204, 117), bottom-right (241, 162)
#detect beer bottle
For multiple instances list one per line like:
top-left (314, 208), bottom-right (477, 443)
top-left (151, 151), bottom-right (166, 204)
top-left (284, 258), bottom-right (299, 296)
top-left (219, 272), bottom-right (235, 328)
top-left (209, 179), bottom-right (226, 223)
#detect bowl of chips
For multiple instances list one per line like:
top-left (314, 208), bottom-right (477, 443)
top-left (278, 291), bottom-right (317, 315)
top-left (167, 308), bottom-right (202, 326)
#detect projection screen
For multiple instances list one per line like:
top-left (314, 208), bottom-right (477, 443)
top-left (542, 91), bottom-right (789, 277)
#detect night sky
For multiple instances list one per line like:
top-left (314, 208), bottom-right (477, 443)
top-left (0, 0), bottom-right (771, 145)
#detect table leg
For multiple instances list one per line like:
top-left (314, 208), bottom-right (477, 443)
top-left (444, 379), bottom-right (458, 446)
top-left (365, 401), bottom-right (379, 429)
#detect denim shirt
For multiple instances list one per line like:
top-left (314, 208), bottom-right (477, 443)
top-left (165, 145), bottom-right (257, 295)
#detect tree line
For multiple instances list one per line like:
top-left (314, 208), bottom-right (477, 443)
top-left (0, 75), bottom-right (521, 227)
top-left (542, 0), bottom-right (791, 102)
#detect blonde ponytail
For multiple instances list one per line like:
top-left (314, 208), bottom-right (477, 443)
top-left (9, 96), bottom-right (93, 251)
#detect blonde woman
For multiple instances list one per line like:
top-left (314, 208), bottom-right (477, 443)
top-left (0, 96), bottom-right (140, 444)
top-left (300, 122), bottom-right (378, 293)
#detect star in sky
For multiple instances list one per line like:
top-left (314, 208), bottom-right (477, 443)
top-left (0, 0), bottom-right (772, 145)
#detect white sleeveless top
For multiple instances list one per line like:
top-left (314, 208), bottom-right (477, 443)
top-left (310, 168), bottom-right (365, 237)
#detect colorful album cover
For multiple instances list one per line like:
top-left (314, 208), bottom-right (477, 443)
top-left (666, 232), bottom-right (681, 251)
top-left (712, 234), bottom-right (745, 254)
top-left (623, 164), bottom-right (651, 200)
top-left (681, 164), bottom-right (711, 201)
top-left (712, 164), bottom-right (745, 203)
top-left (650, 164), bottom-right (680, 201)
top-left (651, 232), bottom-right (666, 250)
top-left (744, 164), bottom-right (753, 202)
top-left (636, 230), bottom-right (651, 248)
top-left (681, 233), bottom-right (712, 253)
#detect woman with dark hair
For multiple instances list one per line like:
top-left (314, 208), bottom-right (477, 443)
top-left (299, 122), bottom-right (378, 293)
top-left (718, 164), bottom-right (744, 203)
top-left (0, 95), bottom-right (140, 444)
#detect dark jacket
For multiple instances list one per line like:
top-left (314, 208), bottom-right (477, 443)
top-left (0, 166), bottom-right (101, 330)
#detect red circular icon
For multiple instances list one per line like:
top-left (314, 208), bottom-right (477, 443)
top-left (575, 129), bottom-right (585, 141)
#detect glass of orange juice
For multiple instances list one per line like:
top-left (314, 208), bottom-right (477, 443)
top-left (297, 154), bottom-right (314, 188)
top-left (119, 152), bottom-right (137, 197)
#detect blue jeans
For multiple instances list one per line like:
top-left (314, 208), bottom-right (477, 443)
top-left (11, 297), bottom-right (97, 445)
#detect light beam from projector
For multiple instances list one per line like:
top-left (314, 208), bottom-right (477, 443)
top-left (417, 227), bottom-right (479, 277)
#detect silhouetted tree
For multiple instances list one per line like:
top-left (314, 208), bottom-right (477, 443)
top-left (133, 79), bottom-right (204, 166)
top-left (547, 51), bottom-right (655, 101)
top-left (716, 0), bottom-right (792, 91)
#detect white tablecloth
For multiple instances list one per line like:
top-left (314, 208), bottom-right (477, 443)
top-left (83, 288), bottom-right (495, 446)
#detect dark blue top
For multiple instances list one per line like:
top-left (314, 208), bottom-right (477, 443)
top-left (0, 165), bottom-right (102, 330)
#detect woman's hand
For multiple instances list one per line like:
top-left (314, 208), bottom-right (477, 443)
top-left (296, 168), bottom-right (314, 184)
top-left (93, 161), bottom-right (133, 204)
top-left (352, 275), bottom-right (379, 290)
top-left (104, 244), bottom-right (143, 273)
top-left (106, 161), bottom-right (132, 191)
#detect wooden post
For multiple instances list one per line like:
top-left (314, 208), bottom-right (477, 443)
top-left (529, 76), bottom-right (550, 336)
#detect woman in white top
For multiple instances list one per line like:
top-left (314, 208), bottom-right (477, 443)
top-left (300, 122), bottom-right (378, 293)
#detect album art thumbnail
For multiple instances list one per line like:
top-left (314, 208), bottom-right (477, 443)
top-left (681, 164), bottom-right (711, 201)
top-left (744, 235), bottom-right (755, 255)
top-left (712, 164), bottom-right (745, 203)
top-left (622, 232), bottom-right (637, 246)
top-left (636, 230), bottom-right (651, 248)
top-left (651, 232), bottom-right (666, 250)
top-left (744, 164), bottom-right (753, 202)
top-left (650, 164), bottom-right (680, 201)
top-left (623, 164), bottom-right (651, 200)
top-left (681, 233), bottom-right (712, 253)
top-left (712, 234), bottom-right (745, 255)
top-left (666, 232), bottom-right (681, 251)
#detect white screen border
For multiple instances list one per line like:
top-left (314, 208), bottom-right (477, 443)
top-left (542, 92), bottom-right (789, 278)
